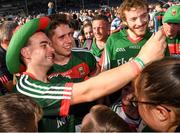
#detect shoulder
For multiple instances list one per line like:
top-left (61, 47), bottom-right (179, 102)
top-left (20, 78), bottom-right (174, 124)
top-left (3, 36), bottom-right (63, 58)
top-left (72, 48), bottom-right (94, 56)
top-left (72, 48), bottom-right (96, 60)
top-left (107, 30), bottom-right (125, 45)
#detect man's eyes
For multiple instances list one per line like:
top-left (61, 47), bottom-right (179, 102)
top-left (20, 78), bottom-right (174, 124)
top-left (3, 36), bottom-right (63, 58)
top-left (40, 44), bottom-right (48, 48)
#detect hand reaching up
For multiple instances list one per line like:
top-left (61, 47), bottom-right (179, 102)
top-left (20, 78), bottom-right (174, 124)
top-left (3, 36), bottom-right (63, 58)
top-left (137, 29), bottom-right (167, 65)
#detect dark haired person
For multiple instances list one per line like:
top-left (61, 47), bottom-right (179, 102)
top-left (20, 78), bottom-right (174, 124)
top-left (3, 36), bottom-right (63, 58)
top-left (47, 14), bottom-right (100, 131)
top-left (84, 15), bottom-right (110, 61)
top-left (7, 17), bottom-right (166, 132)
top-left (133, 57), bottom-right (180, 132)
top-left (0, 21), bottom-right (18, 93)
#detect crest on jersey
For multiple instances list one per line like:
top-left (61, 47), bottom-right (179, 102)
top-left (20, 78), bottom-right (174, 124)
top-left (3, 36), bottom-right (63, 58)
top-left (78, 66), bottom-right (85, 76)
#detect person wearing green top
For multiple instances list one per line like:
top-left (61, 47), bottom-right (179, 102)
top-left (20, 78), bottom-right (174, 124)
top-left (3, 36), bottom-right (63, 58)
top-left (100, 0), bottom-right (169, 131)
top-left (84, 15), bottom-right (110, 62)
top-left (47, 15), bottom-right (100, 131)
top-left (162, 5), bottom-right (180, 57)
top-left (6, 17), bottom-right (167, 132)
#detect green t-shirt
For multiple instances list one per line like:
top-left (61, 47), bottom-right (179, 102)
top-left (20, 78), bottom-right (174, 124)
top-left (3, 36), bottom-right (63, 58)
top-left (14, 73), bottom-right (75, 132)
top-left (48, 49), bottom-right (97, 82)
top-left (84, 38), bottom-right (104, 61)
top-left (48, 48), bottom-right (97, 126)
top-left (102, 29), bottom-right (169, 104)
top-left (102, 29), bottom-right (152, 70)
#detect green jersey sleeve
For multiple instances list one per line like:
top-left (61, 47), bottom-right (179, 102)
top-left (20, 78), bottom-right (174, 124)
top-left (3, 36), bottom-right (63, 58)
top-left (16, 74), bottom-right (73, 117)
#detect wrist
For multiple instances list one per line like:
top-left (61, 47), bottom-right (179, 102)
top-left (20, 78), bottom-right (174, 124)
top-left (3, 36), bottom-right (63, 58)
top-left (130, 59), bottom-right (143, 76)
top-left (134, 57), bottom-right (145, 69)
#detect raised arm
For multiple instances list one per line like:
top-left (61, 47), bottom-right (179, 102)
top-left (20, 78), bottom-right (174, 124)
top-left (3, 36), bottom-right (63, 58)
top-left (71, 29), bottom-right (167, 105)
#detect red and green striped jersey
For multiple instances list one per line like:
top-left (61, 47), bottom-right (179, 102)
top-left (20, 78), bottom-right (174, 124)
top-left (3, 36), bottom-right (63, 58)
top-left (14, 72), bottom-right (75, 132)
top-left (101, 29), bottom-right (152, 70)
top-left (48, 49), bottom-right (97, 82)
top-left (167, 35), bottom-right (180, 57)
top-left (84, 38), bottom-right (104, 61)
top-left (48, 48), bottom-right (98, 127)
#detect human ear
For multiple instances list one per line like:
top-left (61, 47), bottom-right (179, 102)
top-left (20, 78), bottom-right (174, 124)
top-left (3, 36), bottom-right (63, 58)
top-left (152, 105), bottom-right (169, 122)
top-left (21, 47), bottom-right (31, 59)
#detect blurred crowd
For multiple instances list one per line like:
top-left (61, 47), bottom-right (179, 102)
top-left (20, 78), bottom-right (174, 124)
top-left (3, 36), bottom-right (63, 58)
top-left (0, 0), bottom-right (180, 132)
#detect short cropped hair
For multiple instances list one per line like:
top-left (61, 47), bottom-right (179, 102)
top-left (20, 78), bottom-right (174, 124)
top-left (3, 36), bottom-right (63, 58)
top-left (48, 14), bottom-right (70, 39)
top-left (92, 14), bottom-right (109, 23)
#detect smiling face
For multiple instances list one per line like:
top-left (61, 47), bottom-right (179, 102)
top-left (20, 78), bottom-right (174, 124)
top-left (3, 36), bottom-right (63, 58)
top-left (163, 23), bottom-right (180, 39)
top-left (92, 19), bottom-right (109, 42)
top-left (50, 24), bottom-right (74, 57)
top-left (23, 32), bottom-right (55, 68)
top-left (124, 7), bottom-right (149, 38)
top-left (83, 25), bottom-right (94, 40)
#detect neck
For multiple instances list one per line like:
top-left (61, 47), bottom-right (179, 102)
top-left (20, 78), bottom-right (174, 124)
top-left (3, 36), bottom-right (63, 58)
top-left (54, 53), bottom-right (71, 65)
top-left (127, 29), bottom-right (142, 40)
top-left (26, 64), bottom-right (49, 83)
top-left (96, 39), bottom-right (106, 50)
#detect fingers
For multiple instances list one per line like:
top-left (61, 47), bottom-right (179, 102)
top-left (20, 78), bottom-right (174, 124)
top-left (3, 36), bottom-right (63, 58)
top-left (154, 28), bottom-right (166, 40)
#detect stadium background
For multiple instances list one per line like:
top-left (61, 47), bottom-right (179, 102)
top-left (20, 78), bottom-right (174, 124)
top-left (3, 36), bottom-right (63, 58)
top-left (0, 0), bottom-right (168, 16)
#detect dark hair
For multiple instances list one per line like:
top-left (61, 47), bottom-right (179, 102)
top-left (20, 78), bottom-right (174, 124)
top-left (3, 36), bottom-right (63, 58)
top-left (48, 14), bottom-right (69, 38)
top-left (81, 104), bottom-right (131, 132)
top-left (118, 0), bottom-right (148, 22)
top-left (92, 14), bottom-right (109, 23)
top-left (135, 57), bottom-right (180, 124)
top-left (0, 93), bottom-right (43, 132)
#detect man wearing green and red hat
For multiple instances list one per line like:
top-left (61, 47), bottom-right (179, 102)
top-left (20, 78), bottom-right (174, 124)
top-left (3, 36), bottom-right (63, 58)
top-left (162, 5), bottom-right (180, 56)
top-left (6, 17), bottom-right (167, 132)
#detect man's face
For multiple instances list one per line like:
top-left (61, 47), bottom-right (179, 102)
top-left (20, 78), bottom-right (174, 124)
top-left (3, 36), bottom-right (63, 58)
top-left (83, 25), bottom-right (94, 39)
top-left (125, 7), bottom-right (149, 37)
top-left (26, 32), bottom-right (55, 67)
top-left (50, 24), bottom-right (74, 57)
top-left (163, 23), bottom-right (180, 39)
top-left (92, 20), bottom-right (109, 42)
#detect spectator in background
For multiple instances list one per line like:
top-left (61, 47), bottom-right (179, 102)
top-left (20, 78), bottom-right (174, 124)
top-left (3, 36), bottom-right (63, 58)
top-left (152, 2), bottom-right (165, 30)
top-left (69, 19), bottom-right (81, 47)
top-left (78, 32), bottom-right (85, 48)
top-left (110, 12), bottom-right (122, 34)
top-left (162, 5), bottom-right (180, 56)
top-left (0, 93), bottom-right (43, 132)
top-left (83, 22), bottom-right (94, 40)
top-left (48, 1), bottom-right (56, 16)
top-left (84, 15), bottom-right (110, 61)
top-left (83, 22), bottom-right (94, 50)
top-left (81, 104), bottom-right (131, 132)
top-left (0, 21), bottom-right (18, 93)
